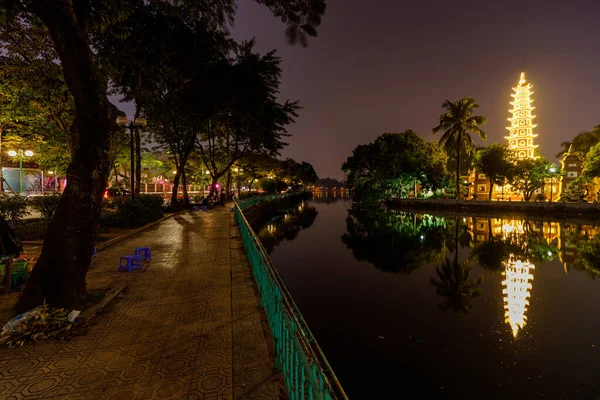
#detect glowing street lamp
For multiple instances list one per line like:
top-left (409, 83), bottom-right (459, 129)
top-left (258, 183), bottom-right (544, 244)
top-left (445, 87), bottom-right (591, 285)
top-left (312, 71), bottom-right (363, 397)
top-left (7, 149), bottom-right (34, 195)
top-left (116, 115), bottom-right (147, 199)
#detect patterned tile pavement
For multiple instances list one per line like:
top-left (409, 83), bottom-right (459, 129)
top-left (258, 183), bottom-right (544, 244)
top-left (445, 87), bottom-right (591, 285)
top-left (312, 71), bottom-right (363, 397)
top-left (0, 206), bottom-right (286, 399)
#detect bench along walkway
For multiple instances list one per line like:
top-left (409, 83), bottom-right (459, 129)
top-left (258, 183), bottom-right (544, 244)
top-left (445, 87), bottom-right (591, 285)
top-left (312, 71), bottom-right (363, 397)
top-left (0, 206), bottom-right (284, 399)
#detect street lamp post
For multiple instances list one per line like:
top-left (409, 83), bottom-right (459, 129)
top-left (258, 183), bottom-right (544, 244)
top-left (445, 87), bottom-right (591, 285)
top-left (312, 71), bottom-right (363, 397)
top-left (549, 166), bottom-right (556, 202)
top-left (116, 115), bottom-right (147, 200)
top-left (7, 149), bottom-right (34, 195)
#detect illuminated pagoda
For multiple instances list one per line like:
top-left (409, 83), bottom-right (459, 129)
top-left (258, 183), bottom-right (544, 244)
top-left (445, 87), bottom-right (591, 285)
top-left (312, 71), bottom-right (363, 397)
top-left (506, 72), bottom-right (538, 160)
top-left (502, 256), bottom-right (535, 337)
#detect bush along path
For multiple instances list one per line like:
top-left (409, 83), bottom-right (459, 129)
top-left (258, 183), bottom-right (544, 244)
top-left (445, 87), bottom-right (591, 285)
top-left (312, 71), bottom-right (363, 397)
top-left (0, 206), bottom-right (285, 400)
top-left (11, 194), bottom-right (167, 242)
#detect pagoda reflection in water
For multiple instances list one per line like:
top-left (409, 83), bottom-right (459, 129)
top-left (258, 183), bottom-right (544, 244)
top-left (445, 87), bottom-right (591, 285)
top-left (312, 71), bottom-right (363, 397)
top-left (502, 257), bottom-right (534, 337)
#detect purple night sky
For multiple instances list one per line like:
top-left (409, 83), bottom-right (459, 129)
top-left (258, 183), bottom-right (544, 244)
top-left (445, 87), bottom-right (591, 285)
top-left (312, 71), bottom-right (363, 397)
top-left (230, 0), bottom-right (600, 179)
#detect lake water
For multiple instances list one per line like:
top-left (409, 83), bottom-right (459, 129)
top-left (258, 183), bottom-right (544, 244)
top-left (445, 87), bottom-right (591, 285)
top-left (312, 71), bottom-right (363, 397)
top-left (255, 193), bottom-right (600, 400)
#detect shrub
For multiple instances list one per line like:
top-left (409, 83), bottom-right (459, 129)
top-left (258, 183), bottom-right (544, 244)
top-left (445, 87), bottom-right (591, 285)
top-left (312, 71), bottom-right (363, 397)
top-left (14, 218), bottom-right (49, 241)
top-left (0, 193), bottom-right (29, 220)
top-left (29, 193), bottom-right (62, 218)
top-left (105, 194), bottom-right (165, 228)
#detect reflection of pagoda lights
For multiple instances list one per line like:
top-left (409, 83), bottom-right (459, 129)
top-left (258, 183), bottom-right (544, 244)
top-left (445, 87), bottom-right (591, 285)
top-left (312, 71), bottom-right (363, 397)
top-left (502, 222), bottom-right (524, 235)
top-left (502, 257), bottom-right (535, 337)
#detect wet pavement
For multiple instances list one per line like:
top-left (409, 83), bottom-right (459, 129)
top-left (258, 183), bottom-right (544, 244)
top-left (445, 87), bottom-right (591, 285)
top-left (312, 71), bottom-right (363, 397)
top-left (0, 206), bottom-right (284, 399)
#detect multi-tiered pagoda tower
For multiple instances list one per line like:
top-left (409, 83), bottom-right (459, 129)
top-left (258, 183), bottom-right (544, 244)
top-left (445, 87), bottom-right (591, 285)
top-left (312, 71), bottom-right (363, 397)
top-left (506, 72), bottom-right (538, 160)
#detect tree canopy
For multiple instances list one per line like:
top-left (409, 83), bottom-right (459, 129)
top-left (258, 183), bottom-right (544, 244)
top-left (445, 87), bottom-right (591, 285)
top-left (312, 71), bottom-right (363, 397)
top-left (342, 130), bottom-right (450, 203)
top-left (509, 157), bottom-right (554, 201)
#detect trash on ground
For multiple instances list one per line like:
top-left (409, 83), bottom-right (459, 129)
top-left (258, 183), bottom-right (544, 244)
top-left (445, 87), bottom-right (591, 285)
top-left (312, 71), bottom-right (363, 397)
top-left (0, 302), bottom-right (76, 347)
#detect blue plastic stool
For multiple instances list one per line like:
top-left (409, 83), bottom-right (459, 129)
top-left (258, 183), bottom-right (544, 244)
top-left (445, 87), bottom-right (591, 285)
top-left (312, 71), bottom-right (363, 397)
top-left (119, 255), bottom-right (141, 272)
top-left (191, 206), bottom-right (200, 211)
top-left (92, 246), bottom-right (97, 258)
top-left (134, 247), bottom-right (152, 261)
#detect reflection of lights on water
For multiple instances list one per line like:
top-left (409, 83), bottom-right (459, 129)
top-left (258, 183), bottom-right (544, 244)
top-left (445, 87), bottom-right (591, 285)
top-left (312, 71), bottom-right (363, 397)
top-left (502, 257), bottom-right (535, 338)
top-left (501, 222), bottom-right (524, 235)
top-left (267, 224), bottom-right (275, 233)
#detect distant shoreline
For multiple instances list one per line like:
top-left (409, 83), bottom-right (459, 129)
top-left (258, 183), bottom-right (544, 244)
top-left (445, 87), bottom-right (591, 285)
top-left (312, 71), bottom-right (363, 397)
top-left (386, 198), bottom-right (600, 222)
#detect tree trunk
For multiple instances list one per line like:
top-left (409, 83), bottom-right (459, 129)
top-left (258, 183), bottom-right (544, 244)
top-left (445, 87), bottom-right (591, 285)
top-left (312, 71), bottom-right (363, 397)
top-left (18, 0), bottom-right (116, 311)
top-left (182, 169), bottom-right (189, 206)
top-left (488, 180), bottom-right (493, 201)
top-left (135, 128), bottom-right (141, 194)
top-left (456, 134), bottom-right (461, 200)
top-left (170, 170), bottom-right (181, 206)
top-left (226, 171), bottom-right (232, 200)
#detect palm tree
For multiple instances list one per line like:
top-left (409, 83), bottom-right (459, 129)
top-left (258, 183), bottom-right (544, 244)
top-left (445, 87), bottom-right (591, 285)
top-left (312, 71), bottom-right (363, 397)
top-left (433, 97), bottom-right (487, 199)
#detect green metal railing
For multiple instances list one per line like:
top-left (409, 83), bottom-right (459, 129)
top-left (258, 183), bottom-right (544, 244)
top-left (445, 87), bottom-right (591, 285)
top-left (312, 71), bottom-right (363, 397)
top-left (234, 199), bottom-right (348, 400)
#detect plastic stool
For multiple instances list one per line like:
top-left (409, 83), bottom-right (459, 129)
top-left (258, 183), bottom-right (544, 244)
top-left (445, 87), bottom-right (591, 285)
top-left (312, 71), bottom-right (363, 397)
top-left (134, 247), bottom-right (152, 261)
top-left (92, 246), bottom-right (97, 258)
top-left (119, 255), bottom-right (141, 272)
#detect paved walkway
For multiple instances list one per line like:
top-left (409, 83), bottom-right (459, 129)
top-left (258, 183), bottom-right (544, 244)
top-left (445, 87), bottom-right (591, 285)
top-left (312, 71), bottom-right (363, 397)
top-left (0, 207), bottom-right (285, 399)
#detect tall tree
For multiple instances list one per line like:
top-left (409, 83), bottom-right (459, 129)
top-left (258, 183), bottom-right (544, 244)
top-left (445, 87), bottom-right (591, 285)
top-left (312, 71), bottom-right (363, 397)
top-left (0, 0), bottom-right (326, 310)
top-left (196, 41), bottom-right (299, 197)
top-left (433, 97), bottom-right (487, 199)
top-left (474, 144), bottom-right (515, 200)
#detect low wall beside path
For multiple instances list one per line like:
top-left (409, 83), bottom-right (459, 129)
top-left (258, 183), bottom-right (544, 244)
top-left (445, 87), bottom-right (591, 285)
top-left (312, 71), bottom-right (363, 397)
top-left (240, 191), bottom-right (312, 227)
top-left (386, 198), bottom-right (600, 219)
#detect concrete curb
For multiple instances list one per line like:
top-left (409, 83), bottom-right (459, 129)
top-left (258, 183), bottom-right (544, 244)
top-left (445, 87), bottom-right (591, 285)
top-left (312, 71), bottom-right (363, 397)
top-left (95, 210), bottom-right (191, 251)
top-left (75, 283), bottom-right (127, 325)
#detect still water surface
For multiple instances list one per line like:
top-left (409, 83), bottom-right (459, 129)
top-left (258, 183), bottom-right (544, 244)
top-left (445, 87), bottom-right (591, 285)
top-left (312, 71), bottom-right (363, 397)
top-left (255, 193), bottom-right (600, 400)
